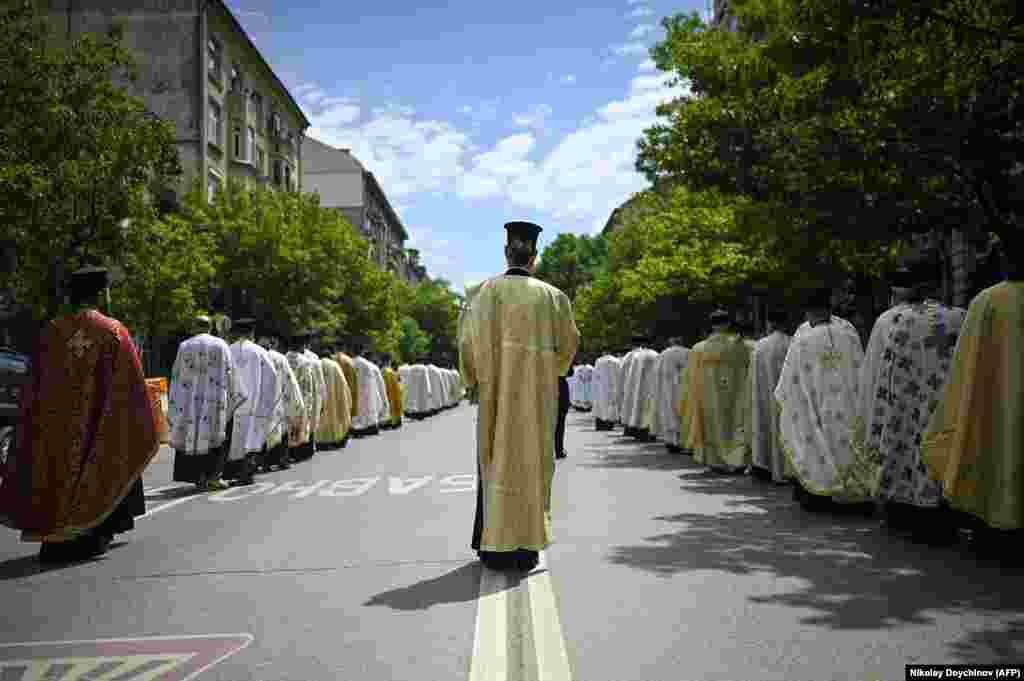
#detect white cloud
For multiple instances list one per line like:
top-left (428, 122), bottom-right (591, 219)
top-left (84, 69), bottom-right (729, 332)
top-left (613, 42), bottom-right (649, 57)
top-left (494, 72), bottom-right (688, 233)
top-left (630, 6), bottom-right (654, 17)
top-left (306, 84), bottom-right (472, 201)
top-left (457, 133), bottom-right (537, 201)
top-left (511, 104), bottom-right (553, 129)
top-left (638, 58), bottom-right (657, 72)
top-left (629, 24), bottom-right (656, 39)
top-left (627, 0), bottom-right (646, 4)
top-left (455, 100), bottom-right (500, 127)
top-left (562, 74), bottom-right (576, 85)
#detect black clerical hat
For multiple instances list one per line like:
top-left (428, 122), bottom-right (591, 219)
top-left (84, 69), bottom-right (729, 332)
top-left (70, 265), bottom-right (111, 289)
top-left (234, 317), bottom-right (257, 333)
top-left (709, 309), bottom-right (731, 325)
top-left (504, 221), bottom-right (543, 243)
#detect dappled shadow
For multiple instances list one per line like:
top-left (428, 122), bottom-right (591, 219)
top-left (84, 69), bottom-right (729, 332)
top-left (608, 472), bottom-right (1024, 633)
top-left (578, 434), bottom-right (707, 472)
top-left (947, 619), bottom-right (1024, 662)
top-left (363, 561), bottom-right (532, 611)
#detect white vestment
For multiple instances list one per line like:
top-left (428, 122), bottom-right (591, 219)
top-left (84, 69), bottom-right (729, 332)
top-left (592, 355), bottom-right (618, 422)
top-left (858, 301), bottom-right (965, 507)
top-left (622, 348), bottom-right (659, 428)
top-left (303, 349), bottom-right (327, 435)
top-left (750, 331), bottom-right (792, 482)
top-left (228, 340), bottom-right (277, 461)
top-left (775, 317), bottom-right (869, 500)
top-left (352, 356), bottom-right (384, 429)
top-left (169, 333), bottom-right (244, 455)
top-left (655, 345), bottom-right (690, 444)
top-left (266, 349), bottom-right (305, 448)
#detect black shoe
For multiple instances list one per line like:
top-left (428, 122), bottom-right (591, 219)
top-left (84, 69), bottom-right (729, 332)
top-left (512, 549), bottom-right (539, 571)
top-left (555, 451), bottom-right (567, 460)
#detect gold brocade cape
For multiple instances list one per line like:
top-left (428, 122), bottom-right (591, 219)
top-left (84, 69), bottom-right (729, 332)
top-left (0, 310), bottom-right (159, 541)
top-left (333, 352), bottom-right (359, 418)
top-left (921, 281), bottom-right (1024, 529)
top-left (683, 333), bottom-right (753, 468)
top-left (316, 358), bottom-right (352, 443)
top-left (461, 272), bottom-right (579, 552)
top-left (382, 367), bottom-right (403, 425)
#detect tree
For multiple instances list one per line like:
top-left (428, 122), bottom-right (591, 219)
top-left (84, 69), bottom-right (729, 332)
top-left (113, 211), bottom-right (220, 346)
top-left (180, 178), bottom-right (402, 353)
top-left (406, 279), bottom-right (461, 364)
top-left (397, 316), bottom-right (430, 363)
top-left (534, 233), bottom-right (609, 302)
top-left (637, 0), bottom-right (1022, 261)
top-left (0, 1), bottom-right (181, 319)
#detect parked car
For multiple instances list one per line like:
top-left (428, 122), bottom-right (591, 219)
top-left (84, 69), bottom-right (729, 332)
top-left (0, 347), bottom-right (30, 475)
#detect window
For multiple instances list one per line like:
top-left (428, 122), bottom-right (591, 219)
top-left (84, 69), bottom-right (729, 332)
top-left (229, 63), bottom-right (241, 92)
top-left (233, 127), bottom-right (242, 158)
top-left (273, 159), bottom-right (282, 186)
top-left (251, 92), bottom-right (263, 125)
top-left (247, 127), bottom-right (255, 162)
top-left (256, 147), bottom-right (264, 174)
top-left (207, 171), bottom-right (221, 202)
top-left (207, 37), bottom-right (222, 82)
top-left (284, 164), bottom-right (292, 190)
top-left (271, 112), bottom-right (281, 137)
top-left (208, 99), bottom-right (222, 147)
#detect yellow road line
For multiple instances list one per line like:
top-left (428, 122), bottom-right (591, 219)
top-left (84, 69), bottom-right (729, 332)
top-left (469, 566), bottom-right (509, 681)
top-left (527, 552), bottom-right (573, 681)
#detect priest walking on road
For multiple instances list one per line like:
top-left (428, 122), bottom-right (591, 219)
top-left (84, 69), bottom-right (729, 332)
top-left (460, 221), bottom-right (579, 572)
top-left (0, 266), bottom-right (159, 563)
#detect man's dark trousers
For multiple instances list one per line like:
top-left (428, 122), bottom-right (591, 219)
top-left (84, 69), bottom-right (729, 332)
top-left (555, 375), bottom-right (569, 458)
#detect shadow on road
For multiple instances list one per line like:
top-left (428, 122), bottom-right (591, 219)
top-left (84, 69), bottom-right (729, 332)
top-left (576, 434), bottom-right (697, 472)
top-left (364, 561), bottom-right (535, 611)
top-left (364, 561), bottom-right (483, 610)
top-left (606, 467), bottom-right (1024, 659)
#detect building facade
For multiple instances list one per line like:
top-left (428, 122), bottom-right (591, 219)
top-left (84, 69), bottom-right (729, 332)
top-left (42, 0), bottom-right (309, 205)
top-left (302, 136), bottom-right (424, 283)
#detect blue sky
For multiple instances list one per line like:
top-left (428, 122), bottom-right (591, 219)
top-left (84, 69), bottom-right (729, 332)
top-left (226, 0), bottom-right (705, 294)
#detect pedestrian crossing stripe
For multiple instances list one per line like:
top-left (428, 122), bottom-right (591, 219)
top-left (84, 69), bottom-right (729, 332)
top-left (0, 634), bottom-right (252, 681)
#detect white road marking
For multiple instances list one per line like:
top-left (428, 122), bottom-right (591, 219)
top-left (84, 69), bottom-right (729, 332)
top-left (143, 484), bottom-right (191, 495)
top-left (527, 552), bottom-right (573, 680)
top-left (439, 474), bottom-right (477, 493)
top-left (388, 476), bottom-right (434, 495)
top-left (139, 495), bottom-right (201, 518)
top-left (207, 483), bottom-right (277, 501)
top-left (469, 566), bottom-right (509, 681)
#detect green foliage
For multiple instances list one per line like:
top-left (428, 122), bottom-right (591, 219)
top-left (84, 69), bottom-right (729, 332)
top-left (638, 0), bottom-right (1023, 253)
top-left (0, 1), bottom-right (181, 319)
top-left (397, 316), bottom-right (430, 363)
top-left (534, 233), bottom-right (609, 302)
top-left (181, 177), bottom-right (403, 353)
top-left (406, 278), bottom-right (462, 364)
top-left (113, 212), bottom-right (220, 343)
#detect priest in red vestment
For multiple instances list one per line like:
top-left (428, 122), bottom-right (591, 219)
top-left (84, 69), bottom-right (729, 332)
top-left (0, 265), bottom-right (159, 562)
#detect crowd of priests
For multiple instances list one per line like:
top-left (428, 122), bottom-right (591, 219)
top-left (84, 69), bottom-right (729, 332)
top-left (583, 242), bottom-right (1024, 561)
top-left (1, 290), bottom-right (467, 562)
top-left (167, 318), bottom-right (465, 491)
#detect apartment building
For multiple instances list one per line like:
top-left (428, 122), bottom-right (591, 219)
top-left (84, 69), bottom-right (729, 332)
top-left (42, 0), bottom-right (309, 205)
top-left (302, 136), bottom-right (424, 283)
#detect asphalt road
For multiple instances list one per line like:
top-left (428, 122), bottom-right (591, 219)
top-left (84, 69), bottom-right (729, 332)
top-left (1, 403), bottom-right (1023, 681)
